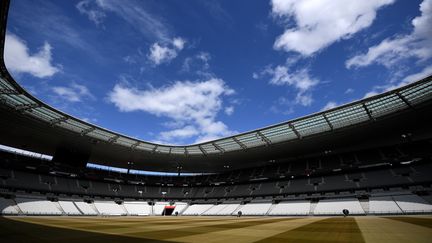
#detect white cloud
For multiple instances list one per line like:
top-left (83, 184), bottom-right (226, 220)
top-left (256, 65), bottom-right (319, 106)
top-left (271, 0), bottom-right (394, 56)
top-left (4, 33), bottom-right (60, 78)
top-left (108, 78), bottom-right (235, 144)
top-left (321, 101), bottom-right (338, 111)
top-left (363, 65), bottom-right (432, 98)
top-left (52, 83), bottom-right (94, 102)
top-left (224, 106), bottom-right (234, 116)
top-left (82, 117), bottom-right (98, 124)
top-left (77, 0), bottom-right (170, 41)
top-left (346, 0), bottom-right (432, 68)
top-left (172, 37), bottom-right (186, 50)
top-left (345, 88), bottom-right (355, 94)
top-left (148, 37), bottom-right (186, 65)
top-left (403, 65), bottom-right (432, 83)
top-left (182, 52), bottom-right (213, 78)
top-left (76, 0), bottom-right (106, 26)
top-left (159, 126), bottom-right (199, 141)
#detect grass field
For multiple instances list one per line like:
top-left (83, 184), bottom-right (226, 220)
top-left (0, 216), bottom-right (431, 242)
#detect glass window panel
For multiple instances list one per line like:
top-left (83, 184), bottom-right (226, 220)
top-left (236, 133), bottom-right (266, 148)
top-left (200, 143), bottom-right (219, 154)
top-left (87, 128), bottom-right (114, 141)
top-left (326, 104), bottom-right (370, 129)
top-left (186, 146), bottom-right (202, 155)
top-left (171, 147), bottom-right (185, 155)
top-left (292, 115), bottom-right (330, 137)
top-left (402, 81), bottom-right (432, 105)
top-left (135, 143), bottom-right (156, 152)
top-left (116, 136), bottom-right (136, 147)
top-left (260, 124), bottom-right (298, 143)
top-left (215, 138), bottom-right (242, 152)
top-left (155, 146), bottom-right (170, 153)
top-left (365, 94), bottom-right (407, 118)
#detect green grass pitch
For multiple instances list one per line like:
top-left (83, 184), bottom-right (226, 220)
top-left (0, 216), bottom-right (431, 242)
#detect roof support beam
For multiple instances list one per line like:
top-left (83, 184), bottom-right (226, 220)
top-left (15, 103), bottom-right (39, 112)
top-left (396, 92), bottom-right (414, 109)
top-left (0, 88), bottom-right (19, 95)
top-left (362, 103), bottom-right (375, 121)
top-left (152, 145), bottom-right (158, 153)
top-left (288, 123), bottom-right (302, 139)
top-left (108, 135), bottom-right (120, 144)
top-left (198, 145), bottom-right (208, 156)
top-left (80, 127), bottom-right (95, 136)
top-left (322, 114), bottom-right (333, 131)
top-left (232, 137), bottom-right (247, 150)
top-left (212, 142), bottom-right (225, 153)
top-left (49, 116), bottom-right (67, 125)
top-left (184, 147), bottom-right (189, 156)
top-left (131, 141), bottom-right (140, 150)
top-left (256, 131), bottom-right (271, 145)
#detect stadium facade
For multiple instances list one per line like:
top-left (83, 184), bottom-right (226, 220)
top-left (1, 0), bottom-right (432, 217)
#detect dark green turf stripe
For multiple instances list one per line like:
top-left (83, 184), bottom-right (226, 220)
top-left (53, 217), bottom-right (247, 229)
top-left (384, 217), bottom-right (432, 229)
top-left (0, 217), bottom-right (169, 243)
top-left (254, 217), bottom-right (365, 243)
top-left (125, 217), bottom-right (298, 240)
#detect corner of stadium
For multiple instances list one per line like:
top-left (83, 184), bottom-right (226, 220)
top-left (0, 0), bottom-right (431, 242)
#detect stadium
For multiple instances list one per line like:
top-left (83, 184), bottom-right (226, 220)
top-left (1, 0), bottom-right (432, 242)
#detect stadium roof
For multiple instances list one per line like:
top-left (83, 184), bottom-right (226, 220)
top-left (1, 0), bottom-right (432, 172)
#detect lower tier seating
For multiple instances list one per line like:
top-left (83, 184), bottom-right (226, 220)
top-left (268, 200), bottom-right (311, 215)
top-left (1, 192), bottom-right (432, 216)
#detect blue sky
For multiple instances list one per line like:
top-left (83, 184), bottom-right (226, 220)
top-left (4, 0), bottom-right (432, 145)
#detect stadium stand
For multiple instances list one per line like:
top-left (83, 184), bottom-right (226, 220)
top-left (74, 201), bottom-right (98, 216)
top-left (313, 198), bottom-right (365, 215)
top-left (393, 194), bottom-right (432, 213)
top-left (58, 201), bottom-right (81, 215)
top-left (1, 192), bottom-right (432, 216)
top-left (15, 197), bottom-right (62, 215)
top-left (216, 204), bottom-right (241, 215)
top-left (233, 202), bottom-right (272, 216)
top-left (123, 201), bottom-right (151, 216)
top-left (0, 197), bottom-right (19, 215)
top-left (268, 200), bottom-right (311, 215)
top-left (173, 202), bottom-right (189, 215)
top-left (202, 203), bottom-right (240, 215)
top-left (369, 196), bottom-right (403, 214)
top-left (153, 202), bottom-right (170, 215)
top-left (93, 201), bottom-right (126, 216)
top-left (182, 204), bottom-right (214, 215)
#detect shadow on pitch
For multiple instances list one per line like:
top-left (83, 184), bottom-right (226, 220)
top-left (0, 216), bottom-right (170, 243)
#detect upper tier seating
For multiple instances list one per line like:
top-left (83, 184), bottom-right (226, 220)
top-left (313, 198), bottom-right (365, 215)
top-left (268, 200), bottom-right (311, 215)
